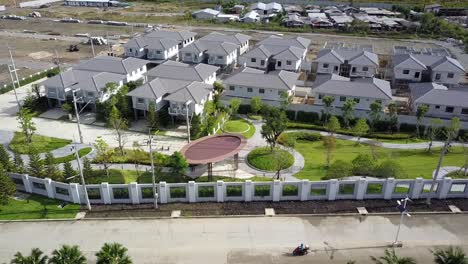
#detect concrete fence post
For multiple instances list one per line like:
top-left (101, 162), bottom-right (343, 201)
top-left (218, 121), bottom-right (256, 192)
top-left (216, 181), bottom-right (224, 202)
top-left (188, 181), bottom-right (196, 203)
top-left (244, 180), bottom-right (253, 202)
top-left (328, 179), bottom-right (338, 201)
top-left (69, 183), bottom-right (81, 204)
top-left (21, 174), bottom-right (32, 193)
top-left (355, 178), bottom-right (367, 200)
top-left (44, 178), bottom-right (55, 199)
top-left (272, 180), bottom-right (281, 202)
top-left (300, 179), bottom-right (310, 201)
top-left (410, 178), bottom-right (424, 199)
top-left (384, 178), bottom-right (395, 200)
top-left (159, 182), bottom-right (168, 204)
top-left (129, 182), bottom-right (140, 204)
top-left (438, 177), bottom-right (452, 199)
top-left (100, 183), bottom-right (111, 204)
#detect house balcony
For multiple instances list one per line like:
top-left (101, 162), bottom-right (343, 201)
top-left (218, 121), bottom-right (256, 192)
top-left (135, 102), bottom-right (147, 111)
top-left (169, 107), bottom-right (194, 117)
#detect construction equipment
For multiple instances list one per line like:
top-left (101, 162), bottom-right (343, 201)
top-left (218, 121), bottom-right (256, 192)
top-left (68, 45), bottom-right (79, 52)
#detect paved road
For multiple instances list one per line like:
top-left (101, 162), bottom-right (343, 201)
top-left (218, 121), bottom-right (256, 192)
top-left (1, 215), bottom-right (468, 263)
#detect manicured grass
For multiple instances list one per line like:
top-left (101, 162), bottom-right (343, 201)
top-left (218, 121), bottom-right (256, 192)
top-left (94, 148), bottom-right (169, 166)
top-left (247, 147), bottom-right (294, 172)
top-left (9, 132), bottom-right (71, 154)
top-left (247, 114), bottom-right (262, 121)
top-left (47, 147), bottom-right (92, 164)
top-left (447, 170), bottom-right (468, 179)
top-left (0, 194), bottom-right (80, 220)
top-left (294, 139), bottom-right (465, 181)
top-left (223, 118), bottom-right (256, 139)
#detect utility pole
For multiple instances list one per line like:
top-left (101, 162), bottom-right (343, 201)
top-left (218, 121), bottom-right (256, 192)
top-left (106, 31), bottom-right (111, 56)
top-left (394, 197), bottom-right (411, 247)
top-left (186, 101), bottom-right (191, 143)
top-left (89, 36), bottom-right (95, 57)
top-left (7, 48), bottom-right (21, 110)
top-left (147, 130), bottom-right (158, 209)
top-left (73, 142), bottom-right (91, 211)
top-left (71, 89), bottom-right (84, 144)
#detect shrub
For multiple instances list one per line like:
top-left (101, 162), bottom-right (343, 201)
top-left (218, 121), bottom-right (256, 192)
top-left (170, 187), bottom-right (186, 198)
top-left (238, 104), bottom-right (251, 114)
top-left (374, 160), bottom-right (407, 179)
top-left (226, 185), bottom-right (242, 196)
top-left (324, 160), bottom-right (353, 180)
top-left (282, 185), bottom-right (298, 196)
top-left (277, 132), bottom-right (322, 145)
top-left (285, 110), bottom-right (296, 120)
top-left (399, 123), bottom-right (422, 134)
top-left (371, 133), bottom-right (412, 140)
top-left (352, 154), bottom-right (376, 176)
top-left (254, 185), bottom-right (270, 197)
top-left (296, 111), bottom-right (321, 124)
top-left (198, 186), bottom-right (215, 198)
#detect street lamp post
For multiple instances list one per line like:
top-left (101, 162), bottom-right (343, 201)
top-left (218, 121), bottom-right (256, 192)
top-left (72, 142), bottom-right (91, 211)
top-left (393, 197), bottom-right (411, 247)
top-left (185, 100), bottom-right (192, 143)
top-left (68, 89), bottom-right (84, 144)
top-left (147, 130), bottom-right (158, 209)
top-left (8, 49), bottom-right (21, 110)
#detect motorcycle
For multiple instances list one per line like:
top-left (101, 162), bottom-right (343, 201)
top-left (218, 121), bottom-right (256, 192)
top-left (292, 245), bottom-right (310, 256)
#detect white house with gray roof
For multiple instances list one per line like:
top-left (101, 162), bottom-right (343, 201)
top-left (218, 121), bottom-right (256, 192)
top-left (250, 2), bottom-right (282, 15)
top-left (223, 67), bottom-right (299, 102)
top-left (392, 53), bottom-right (465, 87)
top-left (147, 61), bottom-right (218, 85)
top-left (40, 56), bottom-right (148, 110)
top-left (315, 47), bottom-right (379, 78)
top-left (144, 30), bottom-right (196, 48)
top-left (313, 75), bottom-right (392, 111)
top-left (199, 32), bottom-right (251, 55)
top-left (192, 8), bottom-right (220, 19)
top-left (180, 40), bottom-right (238, 68)
top-left (124, 36), bottom-right (179, 62)
top-left (240, 36), bottom-right (310, 72)
top-left (409, 82), bottom-right (468, 120)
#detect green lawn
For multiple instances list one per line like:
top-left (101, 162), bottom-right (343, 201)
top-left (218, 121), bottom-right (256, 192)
top-left (247, 147), bottom-right (294, 172)
top-left (47, 147), bottom-right (92, 164)
top-left (9, 132), bottom-right (71, 154)
top-left (0, 195), bottom-right (80, 220)
top-left (223, 118), bottom-right (256, 139)
top-left (294, 139), bottom-right (465, 181)
top-left (447, 170), bottom-right (468, 179)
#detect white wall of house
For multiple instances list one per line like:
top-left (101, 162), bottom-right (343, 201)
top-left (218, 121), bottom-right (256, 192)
top-left (314, 93), bottom-right (390, 111)
top-left (412, 102), bottom-right (468, 120)
top-left (350, 65), bottom-right (376, 78)
top-left (180, 37), bottom-right (195, 48)
top-left (131, 96), bottom-right (165, 112)
top-left (239, 41), bottom-right (250, 55)
top-left (393, 67), bottom-right (423, 82)
top-left (124, 47), bottom-right (146, 58)
top-left (168, 93), bottom-right (212, 117)
top-left (181, 51), bottom-right (205, 64)
top-left (147, 45), bottom-right (179, 60)
top-left (126, 65), bottom-right (147, 82)
top-left (205, 73), bottom-right (217, 85)
top-left (317, 62), bottom-right (341, 74)
top-left (242, 57), bottom-right (268, 70)
top-left (431, 70), bottom-right (463, 86)
top-left (275, 59), bottom-right (301, 72)
top-left (224, 84), bottom-right (294, 101)
top-left (207, 50), bottom-right (237, 66)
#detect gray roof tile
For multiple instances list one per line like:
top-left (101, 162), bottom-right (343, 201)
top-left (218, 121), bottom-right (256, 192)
top-left (314, 77), bottom-right (392, 99)
top-left (147, 61), bottom-right (218, 82)
top-left (410, 82), bottom-right (468, 108)
top-left (224, 67), bottom-right (299, 90)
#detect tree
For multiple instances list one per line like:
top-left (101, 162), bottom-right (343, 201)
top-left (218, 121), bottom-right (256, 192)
top-left (322, 136), bottom-right (336, 167)
top-left (82, 157), bottom-right (93, 179)
top-left (108, 106), bottom-right (128, 155)
top-left (374, 160), bottom-right (407, 179)
top-left (62, 161), bottom-right (76, 180)
top-left (325, 160), bottom-right (352, 179)
top-left (371, 249), bottom-right (416, 264)
top-left (168, 151), bottom-right (188, 176)
top-left (260, 107), bottom-right (288, 150)
top-left (322, 95), bottom-right (335, 124)
top-left (94, 137), bottom-right (114, 178)
top-left (352, 154), bottom-right (376, 176)
top-left (250, 96), bottom-right (263, 115)
top-left (444, 117), bottom-right (461, 143)
top-left (28, 151), bottom-right (44, 177)
top-left (432, 246), bottom-right (468, 264)
top-left (44, 152), bottom-right (62, 181)
top-left (229, 98), bottom-right (241, 116)
top-left (279, 91), bottom-right (292, 110)
top-left (326, 116), bottom-right (341, 136)
top-left (17, 108), bottom-right (36, 144)
top-left (0, 164), bottom-right (16, 205)
top-left (369, 100), bottom-right (382, 133)
top-left (213, 81), bottom-right (224, 95)
top-left (95, 243), bottom-right (132, 264)
top-left (146, 102), bottom-right (159, 133)
top-left (416, 104), bottom-right (429, 138)
top-left (0, 144), bottom-right (12, 171)
top-left (427, 118), bottom-right (443, 152)
top-left (342, 99), bottom-right (356, 128)
top-left (11, 248), bottom-right (48, 264)
top-left (352, 118), bottom-right (369, 141)
top-left (387, 101), bottom-right (398, 133)
top-left (13, 152), bottom-right (26, 174)
top-left (190, 114), bottom-right (202, 140)
top-left (49, 245), bottom-right (86, 264)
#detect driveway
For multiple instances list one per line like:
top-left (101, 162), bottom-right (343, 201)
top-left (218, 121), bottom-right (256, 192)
top-left (1, 215), bottom-right (468, 263)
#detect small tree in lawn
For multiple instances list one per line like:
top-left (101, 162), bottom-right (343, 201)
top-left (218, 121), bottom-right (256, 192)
top-left (94, 137), bottom-right (114, 177)
top-left (322, 136), bottom-right (336, 168)
top-left (342, 99), bottom-right (356, 128)
top-left (0, 144), bottom-right (12, 171)
top-left (250, 96), bottom-right (263, 115)
top-left (147, 102), bottom-right (160, 133)
top-left (49, 245), bottom-right (87, 264)
top-left (10, 248), bottom-right (48, 264)
top-left (261, 107), bottom-right (288, 151)
top-left (17, 108), bottom-right (36, 144)
top-left (168, 151), bottom-right (188, 176)
top-left (62, 161), bottom-right (76, 180)
top-left (431, 246), bottom-right (468, 264)
top-left (28, 151), bottom-right (44, 177)
top-left (13, 152), bottom-right (26, 174)
top-left (326, 116), bottom-right (341, 136)
top-left (387, 101), bottom-right (398, 133)
top-left (96, 243), bottom-right (132, 264)
top-left (352, 118), bottom-right (369, 142)
top-left (0, 164), bottom-right (16, 205)
top-left (416, 104), bottom-right (429, 138)
top-left (108, 106), bottom-right (128, 156)
top-left (229, 98), bottom-right (241, 116)
top-left (322, 95), bottom-right (335, 124)
top-left (427, 118), bottom-right (443, 152)
top-left (190, 114), bottom-right (202, 140)
top-left (82, 157), bottom-right (94, 179)
top-left (369, 100), bottom-right (382, 133)
top-left (279, 91), bottom-right (292, 110)
top-left (44, 152), bottom-right (62, 181)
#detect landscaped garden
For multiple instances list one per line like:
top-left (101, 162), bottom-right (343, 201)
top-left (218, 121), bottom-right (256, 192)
top-left (247, 147), bottom-right (294, 172)
top-left (9, 132), bottom-right (71, 154)
top-left (223, 118), bottom-right (256, 139)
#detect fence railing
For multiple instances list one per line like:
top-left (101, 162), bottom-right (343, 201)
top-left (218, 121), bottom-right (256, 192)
top-left (9, 173), bottom-right (468, 205)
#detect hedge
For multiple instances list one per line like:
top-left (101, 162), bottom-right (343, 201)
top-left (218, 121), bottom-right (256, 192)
top-left (226, 185), bottom-right (243, 197)
top-left (170, 187), bottom-right (186, 198)
top-left (0, 67), bottom-right (60, 94)
top-left (277, 131), bottom-right (322, 145)
top-left (282, 185), bottom-right (299, 196)
top-left (296, 111), bottom-right (321, 124)
top-left (254, 185), bottom-right (270, 197)
top-left (198, 186), bottom-right (215, 198)
top-left (238, 104), bottom-right (251, 114)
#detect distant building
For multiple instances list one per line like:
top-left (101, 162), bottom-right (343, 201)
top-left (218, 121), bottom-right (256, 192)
top-left (250, 2), bottom-right (282, 15)
top-left (231, 4), bottom-right (245, 14)
top-left (424, 4), bottom-right (442, 13)
top-left (241, 11), bottom-right (260, 23)
top-left (192, 8), bottom-right (220, 20)
top-left (63, 0), bottom-right (124, 7)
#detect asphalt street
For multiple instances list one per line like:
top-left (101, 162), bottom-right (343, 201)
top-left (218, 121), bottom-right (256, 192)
top-left (1, 215), bottom-right (468, 263)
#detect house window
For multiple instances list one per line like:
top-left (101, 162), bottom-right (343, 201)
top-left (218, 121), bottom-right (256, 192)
top-left (435, 105), bottom-right (440, 109)
top-left (340, 96), bottom-right (346, 102)
top-left (462, 108), bottom-right (468, 115)
top-left (247, 88), bottom-right (253, 93)
top-left (251, 58), bottom-right (256, 63)
top-left (229, 86), bottom-right (235, 91)
top-left (435, 73), bottom-right (441, 80)
top-left (354, 98), bottom-right (360, 103)
top-left (156, 50), bottom-right (161, 54)
top-left (277, 61), bottom-right (282, 67)
top-left (445, 106), bottom-right (454, 113)
top-left (137, 98), bottom-right (145, 104)
top-left (403, 70), bottom-right (409, 75)
top-left (129, 48), bottom-right (132, 52)
top-left (259, 89), bottom-right (265, 94)
top-left (217, 56), bottom-right (223, 60)
top-left (323, 63), bottom-right (329, 69)
top-left (260, 60), bottom-right (265, 66)
top-left (362, 66), bottom-right (368, 72)
top-left (448, 73), bottom-right (454, 78)
top-left (318, 94), bottom-right (323, 99)
top-left (286, 60), bottom-right (292, 66)
top-left (414, 72), bottom-right (420, 78)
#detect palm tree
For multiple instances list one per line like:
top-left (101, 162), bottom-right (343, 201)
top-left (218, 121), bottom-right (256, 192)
top-left (371, 249), bottom-right (416, 264)
top-left (48, 245), bottom-right (86, 264)
top-left (11, 248), bottom-right (48, 264)
top-left (432, 246), bottom-right (468, 264)
top-left (95, 243), bottom-right (132, 264)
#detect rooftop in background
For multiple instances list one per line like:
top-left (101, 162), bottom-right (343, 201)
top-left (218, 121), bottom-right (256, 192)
top-left (181, 134), bottom-right (246, 164)
top-left (393, 46), bottom-right (450, 56)
top-left (410, 82), bottom-right (468, 108)
top-left (147, 61), bottom-right (218, 82)
top-left (325, 42), bottom-right (374, 52)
